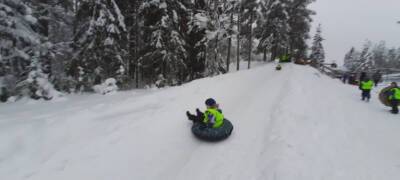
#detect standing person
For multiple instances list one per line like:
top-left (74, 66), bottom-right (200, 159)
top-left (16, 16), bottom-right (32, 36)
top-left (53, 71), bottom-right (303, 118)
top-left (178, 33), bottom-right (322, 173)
top-left (386, 82), bottom-right (400, 114)
top-left (372, 70), bottom-right (382, 87)
top-left (349, 73), bottom-right (356, 85)
top-left (342, 72), bottom-right (349, 84)
top-left (279, 54), bottom-right (291, 63)
top-left (360, 77), bottom-right (374, 102)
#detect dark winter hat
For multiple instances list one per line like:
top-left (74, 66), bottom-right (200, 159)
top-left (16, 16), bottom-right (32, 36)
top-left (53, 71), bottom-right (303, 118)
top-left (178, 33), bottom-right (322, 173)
top-left (205, 98), bottom-right (217, 106)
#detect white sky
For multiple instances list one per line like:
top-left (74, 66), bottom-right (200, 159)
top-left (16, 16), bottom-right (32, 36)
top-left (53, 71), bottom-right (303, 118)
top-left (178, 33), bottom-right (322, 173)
top-left (309, 0), bottom-right (400, 65)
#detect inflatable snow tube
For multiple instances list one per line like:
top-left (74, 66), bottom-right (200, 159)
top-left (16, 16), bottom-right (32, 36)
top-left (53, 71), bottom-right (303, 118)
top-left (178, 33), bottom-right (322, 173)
top-left (379, 86), bottom-right (393, 107)
top-left (191, 119), bottom-right (233, 141)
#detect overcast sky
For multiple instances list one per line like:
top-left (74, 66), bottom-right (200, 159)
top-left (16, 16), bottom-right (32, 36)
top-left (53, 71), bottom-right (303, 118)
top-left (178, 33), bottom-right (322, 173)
top-left (309, 0), bottom-right (400, 65)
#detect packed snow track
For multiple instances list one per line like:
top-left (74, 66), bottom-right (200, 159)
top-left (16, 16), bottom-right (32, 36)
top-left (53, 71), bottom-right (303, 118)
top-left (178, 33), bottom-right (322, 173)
top-left (1, 63), bottom-right (400, 180)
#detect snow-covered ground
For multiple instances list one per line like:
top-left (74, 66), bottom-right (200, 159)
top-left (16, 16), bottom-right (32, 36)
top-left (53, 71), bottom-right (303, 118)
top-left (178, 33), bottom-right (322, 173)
top-left (1, 63), bottom-right (400, 180)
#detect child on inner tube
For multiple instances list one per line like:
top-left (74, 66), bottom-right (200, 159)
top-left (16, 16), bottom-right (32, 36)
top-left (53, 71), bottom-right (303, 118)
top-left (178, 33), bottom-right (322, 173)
top-left (186, 98), bottom-right (225, 128)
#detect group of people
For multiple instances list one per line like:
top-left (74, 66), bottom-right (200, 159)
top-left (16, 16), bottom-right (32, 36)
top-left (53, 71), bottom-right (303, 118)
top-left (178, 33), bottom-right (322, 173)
top-left (357, 71), bottom-right (400, 114)
top-left (342, 71), bottom-right (382, 86)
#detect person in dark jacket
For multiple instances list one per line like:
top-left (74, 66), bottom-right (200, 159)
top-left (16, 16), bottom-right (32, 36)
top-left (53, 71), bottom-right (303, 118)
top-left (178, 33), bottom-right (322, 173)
top-left (349, 73), bottom-right (357, 85)
top-left (386, 82), bottom-right (400, 114)
top-left (342, 73), bottom-right (349, 84)
top-left (372, 71), bottom-right (382, 87)
top-left (359, 77), bottom-right (374, 102)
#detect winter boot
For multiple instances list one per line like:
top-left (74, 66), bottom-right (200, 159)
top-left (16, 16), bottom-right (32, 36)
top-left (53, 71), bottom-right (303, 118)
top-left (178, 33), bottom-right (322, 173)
top-left (186, 111), bottom-right (196, 121)
top-left (186, 111), bottom-right (190, 119)
top-left (196, 108), bottom-right (202, 116)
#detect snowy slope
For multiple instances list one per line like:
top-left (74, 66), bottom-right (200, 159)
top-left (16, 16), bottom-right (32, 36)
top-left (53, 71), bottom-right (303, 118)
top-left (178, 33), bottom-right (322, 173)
top-left (1, 63), bottom-right (400, 180)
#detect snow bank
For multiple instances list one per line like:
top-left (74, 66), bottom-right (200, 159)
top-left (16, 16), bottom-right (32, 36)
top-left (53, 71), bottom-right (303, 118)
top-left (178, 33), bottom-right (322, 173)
top-left (93, 78), bottom-right (118, 95)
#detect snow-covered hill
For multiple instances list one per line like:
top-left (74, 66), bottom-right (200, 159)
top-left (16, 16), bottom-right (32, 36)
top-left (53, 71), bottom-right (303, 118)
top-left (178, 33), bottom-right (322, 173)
top-left (1, 63), bottom-right (400, 180)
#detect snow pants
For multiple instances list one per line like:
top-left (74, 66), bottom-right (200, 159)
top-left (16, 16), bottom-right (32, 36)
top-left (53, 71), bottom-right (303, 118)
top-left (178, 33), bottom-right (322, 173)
top-left (361, 90), bottom-right (371, 101)
top-left (390, 99), bottom-right (399, 114)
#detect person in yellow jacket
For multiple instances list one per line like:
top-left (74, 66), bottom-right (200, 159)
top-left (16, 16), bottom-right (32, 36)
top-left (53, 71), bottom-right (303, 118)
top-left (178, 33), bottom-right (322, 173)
top-left (359, 77), bottom-right (374, 102)
top-left (387, 82), bottom-right (400, 114)
top-left (186, 98), bottom-right (224, 128)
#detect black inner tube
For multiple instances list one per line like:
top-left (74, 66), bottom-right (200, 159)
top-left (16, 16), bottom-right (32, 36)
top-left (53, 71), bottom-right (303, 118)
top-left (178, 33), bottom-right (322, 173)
top-left (191, 119), bottom-right (233, 141)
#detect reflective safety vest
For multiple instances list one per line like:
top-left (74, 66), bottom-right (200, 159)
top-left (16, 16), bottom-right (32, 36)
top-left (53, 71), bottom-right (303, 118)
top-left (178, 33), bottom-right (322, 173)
top-left (280, 54), bottom-right (289, 62)
top-left (390, 88), bottom-right (400, 100)
top-left (203, 108), bottom-right (224, 128)
top-left (361, 80), bottom-right (374, 90)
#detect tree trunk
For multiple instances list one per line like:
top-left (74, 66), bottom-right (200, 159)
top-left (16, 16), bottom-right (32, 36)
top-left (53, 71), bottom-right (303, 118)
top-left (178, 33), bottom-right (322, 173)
top-left (263, 48), bottom-right (267, 62)
top-left (226, 12), bottom-right (233, 72)
top-left (74, 0), bottom-right (78, 13)
top-left (37, 0), bottom-right (51, 76)
top-left (236, 5), bottom-right (241, 71)
top-left (134, 1), bottom-right (140, 88)
top-left (248, 13), bottom-right (253, 69)
top-left (214, 33), bottom-right (219, 65)
top-left (271, 45), bottom-right (277, 62)
top-left (214, 11), bottom-right (220, 68)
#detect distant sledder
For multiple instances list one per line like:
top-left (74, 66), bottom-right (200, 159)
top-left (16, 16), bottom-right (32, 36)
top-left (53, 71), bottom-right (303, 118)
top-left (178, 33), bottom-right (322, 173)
top-left (279, 54), bottom-right (291, 63)
top-left (186, 98), bottom-right (233, 141)
top-left (275, 64), bottom-right (282, 71)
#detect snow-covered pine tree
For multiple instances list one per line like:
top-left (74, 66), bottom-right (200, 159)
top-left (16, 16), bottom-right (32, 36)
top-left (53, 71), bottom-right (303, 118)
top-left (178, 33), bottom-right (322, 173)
top-left (201, 0), bottom-right (239, 74)
top-left (286, 0), bottom-right (315, 60)
top-left (140, 0), bottom-right (190, 86)
top-left (309, 24), bottom-right (325, 66)
top-left (73, 0), bottom-right (128, 91)
top-left (28, 0), bottom-right (52, 88)
top-left (386, 48), bottom-right (398, 69)
top-left (0, 0), bottom-right (37, 99)
top-left (255, 0), bottom-right (290, 62)
top-left (187, 0), bottom-right (208, 80)
top-left (116, 0), bottom-right (143, 88)
top-left (356, 41), bottom-right (373, 71)
top-left (344, 41), bottom-right (400, 71)
top-left (29, 0), bottom-right (75, 93)
top-left (370, 41), bottom-right (386, 70)
top-left (0, 0), bottom-right (60, 100)
top-left (240, 0), bottom-right (258, 68)
top-left (224, 0), bottom-right (238, 72)
top-left (344, 47), bottom-right (358, 71)
top-left (395, 47), bottom-right (400, 69)
top-left (205, 0), bottom-right (223, 74)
